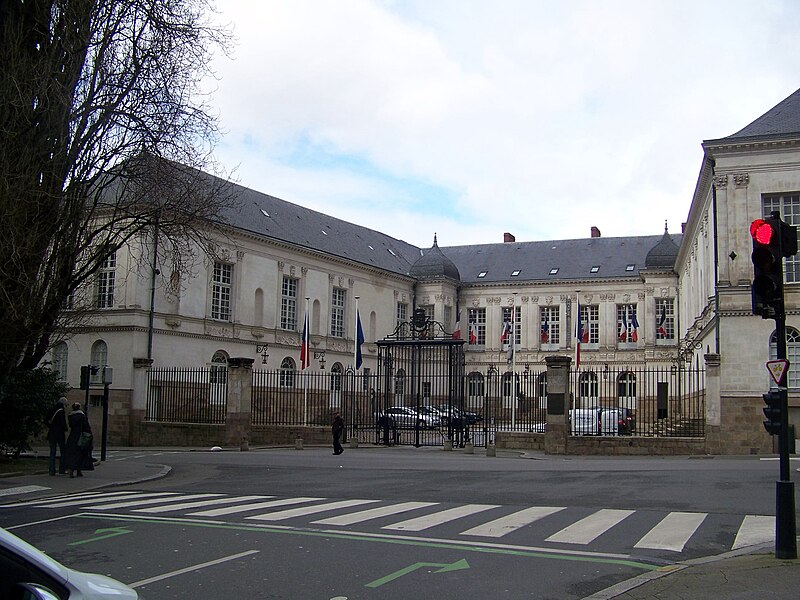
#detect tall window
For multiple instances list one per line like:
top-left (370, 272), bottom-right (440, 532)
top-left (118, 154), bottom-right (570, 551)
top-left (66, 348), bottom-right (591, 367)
top-left (763, 194), bottom-right (800, 282)
top-left (210, 351), bottom-right (228, 405)
top-left (540, 306), bottom-right (559, 346)
top-left (211, 262), bottom-right (232, 321)
top-left (96, 251), bottom-right (116, 308)
top-left (467, 372), bottom-right (484, 397)
top-left (770, 328), bottom-right (800, 389)
top-left (396, 302), bottom-right (408, 329)
top-left (443, 305), bottom-right (452, 330)
top-left (280, 357), bottom-right (296, 388)
top-left (502, 306), bottom-right (522, 345)
top-left (52, 342), bottom-right (68, 382)
top-left (418, 304), bottom-right (434, 321)
top-left (280, 276), bottom-right (298, 330)
top-left (655, 298), bottom-right (675, 341)
top-left (578, 304), bottom-right (599, 345)
top-left (617, 304), bottom-right (639, 347)
top-left (331, 288), bottom-right (346, 337)
top-left (617, 371), bottom-right (637, 409)
top-left (90, 340), bottom-right (107, 385)
top-left (467, 307), bottom-right (486, 346)
top-left (578, 371), bottom-right (599, 406)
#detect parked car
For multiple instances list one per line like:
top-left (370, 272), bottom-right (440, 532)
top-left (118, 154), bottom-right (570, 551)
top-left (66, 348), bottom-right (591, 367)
top-left (0, 526), bottom-right (139, 599)
top-left (377, 406), bottom-right (439, 429)
top-left (435, 405), bottom-right (482, 426)
top-left (569, 407), bottom-right (636, 436)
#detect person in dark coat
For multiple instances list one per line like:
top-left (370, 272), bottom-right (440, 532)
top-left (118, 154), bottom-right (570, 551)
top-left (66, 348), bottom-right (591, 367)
top-left (64, 402), bottom-right (94, 477)
top-left (46, 397), bottom-right (68, 475)
top-left (332, 411), bottom-right (344, 455)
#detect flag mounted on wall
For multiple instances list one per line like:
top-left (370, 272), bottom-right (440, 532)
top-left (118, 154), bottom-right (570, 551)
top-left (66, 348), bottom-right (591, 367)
top-left (618, 311), bottom-right (628, 342)
top-left (575, 302), bottom-right (583, 369)
top-left (540, 312), bottom-right (549, 343)
top-left (500, 319), bottom-right (511, 344)
top-left (630, 312), bottom-right (640, 343)
top-left (657, 306), bottom-right (667, 337)
top-left (469, 321), bottom-right (477, 345)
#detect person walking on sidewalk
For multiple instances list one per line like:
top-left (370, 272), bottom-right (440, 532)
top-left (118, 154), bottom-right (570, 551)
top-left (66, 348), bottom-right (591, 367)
top-left (46, 397), bottom-right (68, 475)
top-left (64, 403), bottom-right (94, 478)
top-left (332, 411), bottom-right (344, 455)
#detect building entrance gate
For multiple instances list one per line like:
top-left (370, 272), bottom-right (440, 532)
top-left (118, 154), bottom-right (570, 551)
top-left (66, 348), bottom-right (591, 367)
top-left (373, 310), bottom-right (468, 447)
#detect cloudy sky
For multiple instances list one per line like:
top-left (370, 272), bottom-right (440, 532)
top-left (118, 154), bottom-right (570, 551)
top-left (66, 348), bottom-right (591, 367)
top-left (206, 0), bottom-right (800, 248)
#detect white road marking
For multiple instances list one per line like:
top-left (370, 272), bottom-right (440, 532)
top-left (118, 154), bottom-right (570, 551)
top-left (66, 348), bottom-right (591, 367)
top-left (128, 550), bottom-right (259, 588)
top-left (382, 504), bottom-right (501, 532)
top-left (732, 515), bottom-right (775, 549)
top-left (136, 495), bottom-right (273, 514)
top-left (460, 506), bottom-right (567, 538)
top-left (246, 499), bottom-right (379, 521)
top-left (188, 497), bottom-right (324, 517)
top-left (312, 501), bottom-right (438, 525)
top-left (634, 512), bottom-right (707, 552)
top-left (0, 485), bottom-right (50, 498)
top-left (86, 493), bottom-right (224, 510)
top-left (36, 492), bottom-right (179, 508)
top-left (546, 509), bottom-right (635, 544)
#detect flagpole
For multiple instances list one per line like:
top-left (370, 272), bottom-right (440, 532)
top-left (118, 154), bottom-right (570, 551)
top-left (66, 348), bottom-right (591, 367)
top-left (304, 296), bottom-right (309, 426)
top-left (511, 293), bottom-right (517, 430)
top-left (354, 296), bottom-right (360, 371)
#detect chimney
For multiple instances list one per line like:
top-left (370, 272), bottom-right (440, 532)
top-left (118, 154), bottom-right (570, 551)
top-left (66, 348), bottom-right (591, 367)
top-left (503, 232), bottom-right (516, 243)
top-left (591, 226), bottom-right (601, 238)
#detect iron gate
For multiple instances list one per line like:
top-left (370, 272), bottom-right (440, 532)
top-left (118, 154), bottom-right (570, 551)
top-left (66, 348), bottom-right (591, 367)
top-left (372, 309), bottom-right (470, 447)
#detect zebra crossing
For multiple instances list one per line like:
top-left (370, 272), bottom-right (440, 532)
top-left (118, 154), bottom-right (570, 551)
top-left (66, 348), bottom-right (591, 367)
top-left (2, 490), bottom-right (776, 557)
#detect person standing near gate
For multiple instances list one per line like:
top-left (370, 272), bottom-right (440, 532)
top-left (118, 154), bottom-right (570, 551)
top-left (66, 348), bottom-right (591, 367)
top-left (332, 411), bottom-right (344, 455)
top-left (46, 397), bottom-right (68, 475)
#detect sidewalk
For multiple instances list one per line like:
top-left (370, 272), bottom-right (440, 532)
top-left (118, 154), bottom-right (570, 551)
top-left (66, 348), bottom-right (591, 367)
top-left (1, 448), bottom-right (799, 599)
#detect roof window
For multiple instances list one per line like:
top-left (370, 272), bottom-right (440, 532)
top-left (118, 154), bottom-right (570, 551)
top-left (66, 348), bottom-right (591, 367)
top-left (590, 265), bottom-right (600, 273)
top-left (511, 270), bottom-right (521, 277)
top-left (626, 264), bottom-right (635, 271)
top-left (477, 271), bottom-right (487, 278)
top-left (260, 209), bottom-right (270, 218)
top-left (549, 267), bottom-right (559, 275)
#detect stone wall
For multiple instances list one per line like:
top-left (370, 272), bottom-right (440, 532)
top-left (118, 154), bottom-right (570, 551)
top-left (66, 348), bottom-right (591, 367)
top-left (495, 431), bottom-right (706, 455)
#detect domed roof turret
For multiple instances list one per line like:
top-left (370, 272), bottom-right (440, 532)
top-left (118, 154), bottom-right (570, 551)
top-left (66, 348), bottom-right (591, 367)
top-left (409, 235), bottom-right (461, 281)
top-left (645, 222), bottom-right (680, 269)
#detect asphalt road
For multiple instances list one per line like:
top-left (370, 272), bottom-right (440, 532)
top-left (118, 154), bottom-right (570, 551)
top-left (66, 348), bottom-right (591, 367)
top-left (1, 447), bottom-right (793, 599)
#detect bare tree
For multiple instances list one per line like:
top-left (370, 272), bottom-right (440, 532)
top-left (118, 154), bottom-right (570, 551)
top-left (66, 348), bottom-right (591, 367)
top-left (0, 0), bottom-right (237, 381)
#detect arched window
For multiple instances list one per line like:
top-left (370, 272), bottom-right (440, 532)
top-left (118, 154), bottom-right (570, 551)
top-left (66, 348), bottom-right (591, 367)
top-left (578, 371), bottom-right (599, 407)
top-left (90, 340), bottom-right (107, 384)
top-left (502, 372), bottom-right (521, 398)
top-left (394, 369), bottom-right (406, 403)
top-left (209, 351), bottom-right (228, 405)
top-left (280, 357), bottom-right (296, 388)
top-left (467, 372), bottom-right (484, 398)
top-left (770, 328), bottom-right (800, 389)
top-left (52, 342), bottom-right (68, 382)
top-left (617, 371), bottom-right (636, 409)
top-left (537, 373), bottom-right (548, 408)
top-left (330, 363), bottom-right (343, 408)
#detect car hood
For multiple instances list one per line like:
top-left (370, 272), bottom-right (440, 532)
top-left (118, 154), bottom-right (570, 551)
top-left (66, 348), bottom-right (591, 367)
top-left (66, 569), bottom-right (139, 599)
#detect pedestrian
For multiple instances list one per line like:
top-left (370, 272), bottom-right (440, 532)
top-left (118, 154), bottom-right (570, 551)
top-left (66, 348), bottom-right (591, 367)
top-left (46, 397), bottom-right (68, 475)
top-left (332, 411), bottom-right (344, 455)
top-left (64, 402), bottom-right (94, 478)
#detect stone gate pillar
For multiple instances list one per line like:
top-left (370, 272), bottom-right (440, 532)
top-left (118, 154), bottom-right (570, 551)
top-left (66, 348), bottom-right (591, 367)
top-left (704, 352), bottom-right (721, 454)
top-left (544, 355), bottom-right (572, 454)
top-left (225, 357), bottom-right (254, 447)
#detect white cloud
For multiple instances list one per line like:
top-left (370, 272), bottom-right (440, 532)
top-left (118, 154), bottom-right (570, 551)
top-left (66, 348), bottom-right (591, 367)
top-left (207, 0), bottom-right (800, 247)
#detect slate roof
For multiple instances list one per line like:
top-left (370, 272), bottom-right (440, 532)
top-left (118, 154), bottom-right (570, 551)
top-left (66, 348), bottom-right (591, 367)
top-left (220, 178), bottom-right (422, 277)
top-left (193, 165), bottom-right (680, 284)
top-left (715, 87), bottom-right (800, 142)
top-left (440, 234), bottom-right (680, 284)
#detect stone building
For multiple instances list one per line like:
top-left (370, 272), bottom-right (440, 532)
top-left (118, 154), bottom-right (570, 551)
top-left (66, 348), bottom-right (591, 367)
top-left (49, 88), bottom-right (800, 453)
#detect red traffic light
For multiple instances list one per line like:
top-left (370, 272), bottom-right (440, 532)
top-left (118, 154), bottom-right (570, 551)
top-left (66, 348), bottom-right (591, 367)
top-left (751, 219), bottom-right (775, 245)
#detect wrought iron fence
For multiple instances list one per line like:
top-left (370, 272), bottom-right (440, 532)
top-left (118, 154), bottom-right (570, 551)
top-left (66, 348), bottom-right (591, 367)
top-left (145, 367), bottom-right (228, 424)
top-left (144, 363), bottom-right (705, 440)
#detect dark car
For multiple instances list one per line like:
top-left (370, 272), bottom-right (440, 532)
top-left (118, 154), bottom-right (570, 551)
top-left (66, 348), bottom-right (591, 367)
top-left (435, 404), bottom-right (482, 426)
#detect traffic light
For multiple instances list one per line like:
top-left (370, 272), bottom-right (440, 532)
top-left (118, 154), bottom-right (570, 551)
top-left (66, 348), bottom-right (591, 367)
top-left (763, 389), bottom-right (784, 435)
top-left (750, 217), bottom-right (784, 318)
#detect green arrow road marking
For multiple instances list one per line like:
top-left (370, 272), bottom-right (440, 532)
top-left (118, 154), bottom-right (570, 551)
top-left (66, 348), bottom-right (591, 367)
top-left (366, 558), bottom-right (470, 588)
top-left (69, 527), bottom-right (132, 546)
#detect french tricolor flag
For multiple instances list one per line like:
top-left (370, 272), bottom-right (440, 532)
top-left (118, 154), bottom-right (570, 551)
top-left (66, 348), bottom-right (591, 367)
top-left (300, 309), bottom-right (310, 370)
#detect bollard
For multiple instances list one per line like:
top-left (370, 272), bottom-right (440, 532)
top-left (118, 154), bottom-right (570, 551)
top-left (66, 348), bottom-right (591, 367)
top-left (486, 444), bottom-right (496, 457)
top-left (464, 442), bottom-right (474, 454)
top-left (443, 439), bottom-right (453, 451)
top-left (294, 437), bottom-right (304, 450)
top-left (350, 437), bottom-right (359, 449)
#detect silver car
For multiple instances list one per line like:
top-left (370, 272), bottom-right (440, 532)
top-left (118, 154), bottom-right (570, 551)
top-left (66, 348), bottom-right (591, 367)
top-left (0, 526), bottom-right (139, 599)
top-left (377, 406), bottom-right (439, 429)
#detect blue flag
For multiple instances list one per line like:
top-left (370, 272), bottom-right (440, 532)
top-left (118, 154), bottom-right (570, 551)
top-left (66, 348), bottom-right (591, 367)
top-left (355, 310), bottom-right (365, 369)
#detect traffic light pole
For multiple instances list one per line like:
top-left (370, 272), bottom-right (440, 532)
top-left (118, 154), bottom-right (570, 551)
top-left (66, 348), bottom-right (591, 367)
top-left (773, 307), bottom-right (797, 559)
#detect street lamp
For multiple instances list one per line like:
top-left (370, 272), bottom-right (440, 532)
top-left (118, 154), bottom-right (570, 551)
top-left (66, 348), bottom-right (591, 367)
top-left (256, 344), bottom-right (269, 365)
top-left (314, 351), bottom-right (326, 370)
